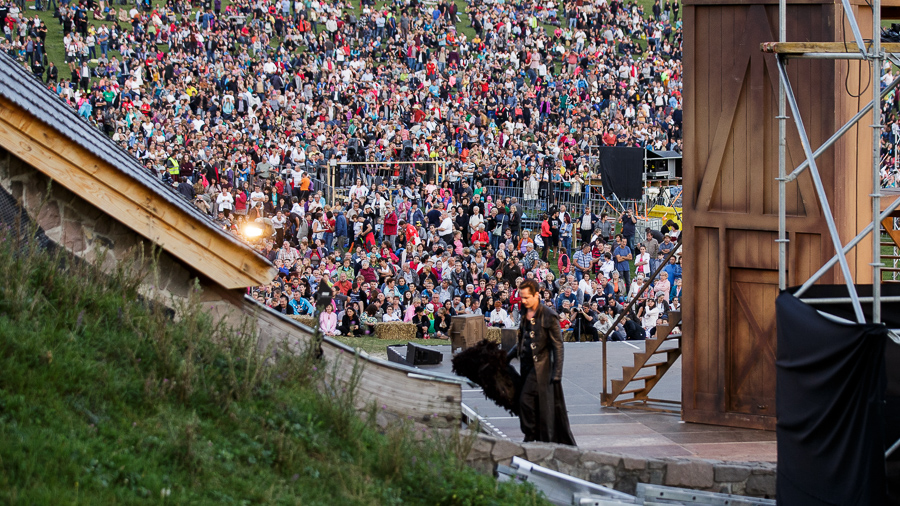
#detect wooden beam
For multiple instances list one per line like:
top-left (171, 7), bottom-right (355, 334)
top-left (760, 42), bottom-right (900, 54)
top-left (0, 99), bottom-right (277, 289)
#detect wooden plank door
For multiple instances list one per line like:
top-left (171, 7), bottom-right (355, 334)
top-left (727, 269), bottom-right (778, 418)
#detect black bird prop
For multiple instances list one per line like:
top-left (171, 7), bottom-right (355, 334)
top-left (452, 339), bottom-right (522, 416)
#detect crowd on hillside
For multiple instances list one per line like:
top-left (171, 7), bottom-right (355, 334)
top-left (0, 0), bottom-right (684, 340)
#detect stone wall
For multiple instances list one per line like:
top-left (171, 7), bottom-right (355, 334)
top-left (0, 146), bottom-right (196, 301)
top-left (467, 434), bottom-right (776, 499)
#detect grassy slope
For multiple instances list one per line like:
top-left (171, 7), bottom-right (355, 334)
top-left (0, 231), bottom-right (547, 505)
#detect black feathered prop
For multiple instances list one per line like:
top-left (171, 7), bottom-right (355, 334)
top-left (451, 339), bottom-right (523, 416)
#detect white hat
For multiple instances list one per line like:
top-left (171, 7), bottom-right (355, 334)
top-left (425, 304), bottom-right (434, 313)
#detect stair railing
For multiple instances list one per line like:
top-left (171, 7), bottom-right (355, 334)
top-left (600, 236), bottom-right (683, 405)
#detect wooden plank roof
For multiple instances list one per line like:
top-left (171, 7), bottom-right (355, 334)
top-left (0, 52), bottom-right (276, 289)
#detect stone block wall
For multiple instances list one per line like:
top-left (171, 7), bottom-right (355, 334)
top-left (0, 146), bottom-right (196, 301)
top-left (466, 434), bottom-right (776, 499)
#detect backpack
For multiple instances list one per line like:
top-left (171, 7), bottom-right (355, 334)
top-left (558, 252), bottom-right (571, 274)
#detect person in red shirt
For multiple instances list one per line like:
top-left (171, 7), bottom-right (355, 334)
top-left (334, 273), bottom-right (353, 296)
top-left (540, 214), bottom-right (552, 261)
top-left (471, 224), bottom-right (489, 249)
top-left (412, 105), bottom-right (426, 123)
top-left (383, 204), bottom-right (399, 248)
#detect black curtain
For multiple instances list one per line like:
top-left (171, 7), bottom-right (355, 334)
top-left (776, 290), bottom-right (888, 505)
top-left (595, 147), bottom-right (643, 200)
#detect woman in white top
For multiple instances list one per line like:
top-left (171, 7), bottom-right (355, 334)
top-left (487, 301), bottom-right (511, 328)
top-left (524, 171), bottom-right (540, 200)
top-left (634, 244), bottom-right (650, 276)
top-left (348, 179), bottom-right (368, 201)
top-left (639, 299), bottom-right (662, 337)
top-left (627, 274), bottom-right (645, 301)
top-left (216, 188), bottom-right (234, 215)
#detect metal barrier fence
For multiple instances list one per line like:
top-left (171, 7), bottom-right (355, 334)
top-left (479, 183), bottom-right (644, 225)
top-left (261, 165), bottom-right (676, 236)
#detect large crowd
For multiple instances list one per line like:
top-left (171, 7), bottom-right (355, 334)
top-left (1, 0), bottom-right (684, 341)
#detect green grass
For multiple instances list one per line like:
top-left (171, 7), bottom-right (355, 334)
top-left (0, 228), bottom-right (547, 505)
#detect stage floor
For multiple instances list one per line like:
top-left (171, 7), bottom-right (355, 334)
top-left (409, 341), bottom-right (777, 463)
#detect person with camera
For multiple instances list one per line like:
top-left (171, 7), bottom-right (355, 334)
top-left (574, 303), bottom-right (602, 342)
top-left (619, 209), bottom-right (637, 250)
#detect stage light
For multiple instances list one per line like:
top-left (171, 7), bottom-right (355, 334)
top-left (244, 223), bottom-right (263, 239)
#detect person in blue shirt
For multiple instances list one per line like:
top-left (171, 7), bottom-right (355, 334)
top-left (662, 254), bottom-right (682, 282)
top-left (613, 234), bottom-right (633, 285)
top-left (334, 205), bottom-right (348, 251)
top-left (555, 285), bottom-right (578, 312)
top-left (289, 291), bottom-right (315, 315)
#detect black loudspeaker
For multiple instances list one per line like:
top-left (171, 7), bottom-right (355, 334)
top-left (386, 344), bottom-right (408, 365)
top-left (500, 327), bottom-right (518, 352)
top-left (406, 342), bottom-right (443, 366)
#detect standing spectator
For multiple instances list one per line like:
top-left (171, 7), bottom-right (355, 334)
top-left (619, 210), bottom-right (637, 250)
top-left (613, 235), bottom-right (633, 285)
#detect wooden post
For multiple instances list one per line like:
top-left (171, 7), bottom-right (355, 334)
top-left (328, 161), bottom-right (334, 202)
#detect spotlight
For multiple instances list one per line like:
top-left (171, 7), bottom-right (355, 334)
top-left (244, 223), bottom-right (264, 239)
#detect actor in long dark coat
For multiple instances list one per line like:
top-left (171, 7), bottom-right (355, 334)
top-left (508, 279), bottom-right (576, 445)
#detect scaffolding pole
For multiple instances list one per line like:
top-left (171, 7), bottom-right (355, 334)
top-left (767, 0), bottom-right (891, 322)
top-left (777, 0), bottom-right (787, 291)
top-left (872, 0), bottom-right (884, 323)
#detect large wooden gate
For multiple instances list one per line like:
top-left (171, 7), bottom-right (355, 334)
top-left (682, 0), bottom-right (877, 429)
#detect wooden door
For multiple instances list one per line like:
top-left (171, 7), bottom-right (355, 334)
top-left (727, 269), bottom-right (778, 418)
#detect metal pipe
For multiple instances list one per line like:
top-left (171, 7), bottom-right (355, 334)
top-left (888, 437), bottom-right (900, 458)
top-left (785, 53), bottom-right (870, 59)
top-left (800, 296), bottom-right (900, 304)
top-left (784, 74), bottom-right (900, 182)
top-left (777, 59), bottom-right (867, 323)
top-left (873, 0), bottom-right (884, 324)
top-left (795, 195), bottom-right (900, 297)
top-left (840, 0), bottom-right (870, 57)
top-left (778, 1), bottom-right (787, 291)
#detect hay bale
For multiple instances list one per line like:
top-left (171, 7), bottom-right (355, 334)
top-left (374, 321), bottom-right (417, 340)
top-left (485, 327), bottom-right (502, 344)
top-left (289, 315), bottom-right (317, 328)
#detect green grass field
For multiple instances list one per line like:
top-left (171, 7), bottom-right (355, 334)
top-left (0, 229), bottom-right (548, 504)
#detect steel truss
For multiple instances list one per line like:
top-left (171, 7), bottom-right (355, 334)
top-left (768, 0), bottom-right (900, 460)
top-left (767, 0), bottom-right (899, 324)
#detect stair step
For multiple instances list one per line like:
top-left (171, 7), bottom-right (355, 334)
top-left (652, 347), bottom-right (679, 354)
top-left (643, 361), bottom-right (668, 368)
top-left (633, 375), bottom-right (657, 381)
top-left (619, 388), bottom-right (645, 396)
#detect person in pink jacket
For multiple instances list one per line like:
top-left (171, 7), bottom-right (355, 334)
top-left (319, 305), bottom-right (338, 336)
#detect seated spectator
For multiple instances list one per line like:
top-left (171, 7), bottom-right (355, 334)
top-left (319, 305), bottom-right (338, 336)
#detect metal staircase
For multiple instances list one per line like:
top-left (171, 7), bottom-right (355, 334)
top-left (882, 217), bottom-right (900, 283)
top-left (600, 236), bottom-right (682, 413)
top-left (607, 311), bottom-right (682, 412)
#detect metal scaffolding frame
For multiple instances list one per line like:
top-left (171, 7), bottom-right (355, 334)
top-left (768, 0), bottom-right (900, 324)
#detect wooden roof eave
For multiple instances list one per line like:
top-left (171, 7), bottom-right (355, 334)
top-left (0, 96), bottom-right (277, 289)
